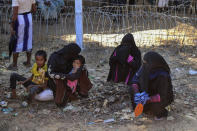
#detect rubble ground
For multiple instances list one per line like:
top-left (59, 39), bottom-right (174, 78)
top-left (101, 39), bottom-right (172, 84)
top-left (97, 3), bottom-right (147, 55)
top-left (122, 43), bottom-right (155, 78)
top-left (0, 41), bottom-right (197, 131)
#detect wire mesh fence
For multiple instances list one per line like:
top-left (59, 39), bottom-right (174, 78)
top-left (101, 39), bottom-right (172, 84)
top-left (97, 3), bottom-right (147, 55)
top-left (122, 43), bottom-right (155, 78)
top-left (0, 5), bottom-right (197, 53)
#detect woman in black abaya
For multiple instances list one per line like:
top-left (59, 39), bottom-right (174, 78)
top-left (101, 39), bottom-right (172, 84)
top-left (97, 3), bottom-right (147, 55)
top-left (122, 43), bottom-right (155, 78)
top-left (107, 33), bottom-right (141, 85)
top-left (130, 51), bottom-right (174, 119)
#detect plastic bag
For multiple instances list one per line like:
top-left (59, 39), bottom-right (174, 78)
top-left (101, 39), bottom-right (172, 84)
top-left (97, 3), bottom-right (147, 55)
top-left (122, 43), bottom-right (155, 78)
top-left (34, 89), bottom-right (54, 101)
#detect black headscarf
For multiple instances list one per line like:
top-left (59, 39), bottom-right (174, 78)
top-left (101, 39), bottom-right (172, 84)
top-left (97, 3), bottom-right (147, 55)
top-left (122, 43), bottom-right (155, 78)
top-left (121, 33), bottom-right (141, 61)
top-left (137, 51), bottom-right (170, 92)
top-left (48, 43), bottom-right (81, 75)
top-left (143, 51), bottom-right (170, 73)
top-left (56, 43), bottom-right (81, 59)
top-left (121, 33), bottom-right (135, 45)
top-left (121, 33), bottom-right (138, 51)
top-left (111, 33), bottom-right (140, 62)
top-left (107, 33), bottom-right (141, 83)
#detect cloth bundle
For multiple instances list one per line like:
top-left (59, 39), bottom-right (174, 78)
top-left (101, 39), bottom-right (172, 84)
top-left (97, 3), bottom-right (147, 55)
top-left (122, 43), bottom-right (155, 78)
top-left (134, 91), bottom-right (150, 105)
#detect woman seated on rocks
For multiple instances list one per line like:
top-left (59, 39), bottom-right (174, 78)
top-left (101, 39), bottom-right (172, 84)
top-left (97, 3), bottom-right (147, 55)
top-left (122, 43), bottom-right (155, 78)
top-left (107, 33), bottom-right (141, 85)
top-left (47, 43), bottom-right (92, 107)
top-left (130, 51), bottom-right (174, 120)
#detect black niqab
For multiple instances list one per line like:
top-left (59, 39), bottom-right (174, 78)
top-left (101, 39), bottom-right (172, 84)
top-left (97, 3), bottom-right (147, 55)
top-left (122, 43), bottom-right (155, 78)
top-left (138, 51), bottom-right (170, 92)
top-left (48, 43), bottom-right (81, 74)
top-left (107, 33), bottom-right (141, 84)
top-left (56, 43), bottom-right (81, 59)
top-left (121, 33), bottom-right (137, 50)
top-left (143, 51), bottom-right (170, 73)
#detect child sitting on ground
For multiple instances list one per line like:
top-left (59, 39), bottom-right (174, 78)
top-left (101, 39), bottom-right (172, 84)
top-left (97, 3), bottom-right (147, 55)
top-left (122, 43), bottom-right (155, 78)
top-left (10, 50), bottom-right (48, 102)
top-left (67, 55), bottom-right (85, 93)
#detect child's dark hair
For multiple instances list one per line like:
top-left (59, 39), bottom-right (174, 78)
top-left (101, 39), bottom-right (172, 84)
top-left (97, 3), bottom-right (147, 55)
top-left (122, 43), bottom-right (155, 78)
top-left (35, 50), bottom-right (47, 61)
top-left (74, 55), bottom-right (85, 65)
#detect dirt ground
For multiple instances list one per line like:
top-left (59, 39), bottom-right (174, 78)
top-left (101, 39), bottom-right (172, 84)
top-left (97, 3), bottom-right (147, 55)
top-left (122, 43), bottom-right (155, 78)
top-left (0, 41), bottom-right (197, 131)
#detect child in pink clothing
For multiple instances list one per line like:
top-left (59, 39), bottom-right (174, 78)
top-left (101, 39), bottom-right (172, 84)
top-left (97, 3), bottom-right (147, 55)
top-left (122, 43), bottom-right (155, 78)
top-left (67, 55), bottom-right (85, 93)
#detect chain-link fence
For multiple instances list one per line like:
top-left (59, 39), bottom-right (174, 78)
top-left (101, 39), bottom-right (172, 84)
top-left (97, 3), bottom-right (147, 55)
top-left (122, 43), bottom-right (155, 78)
top-left (0, 5), bottom-right (197, 52)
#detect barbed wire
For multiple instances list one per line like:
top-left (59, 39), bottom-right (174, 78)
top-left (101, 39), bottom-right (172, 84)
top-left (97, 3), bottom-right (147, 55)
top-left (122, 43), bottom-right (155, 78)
top-left (0, 5), bottom-right (196, 52)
